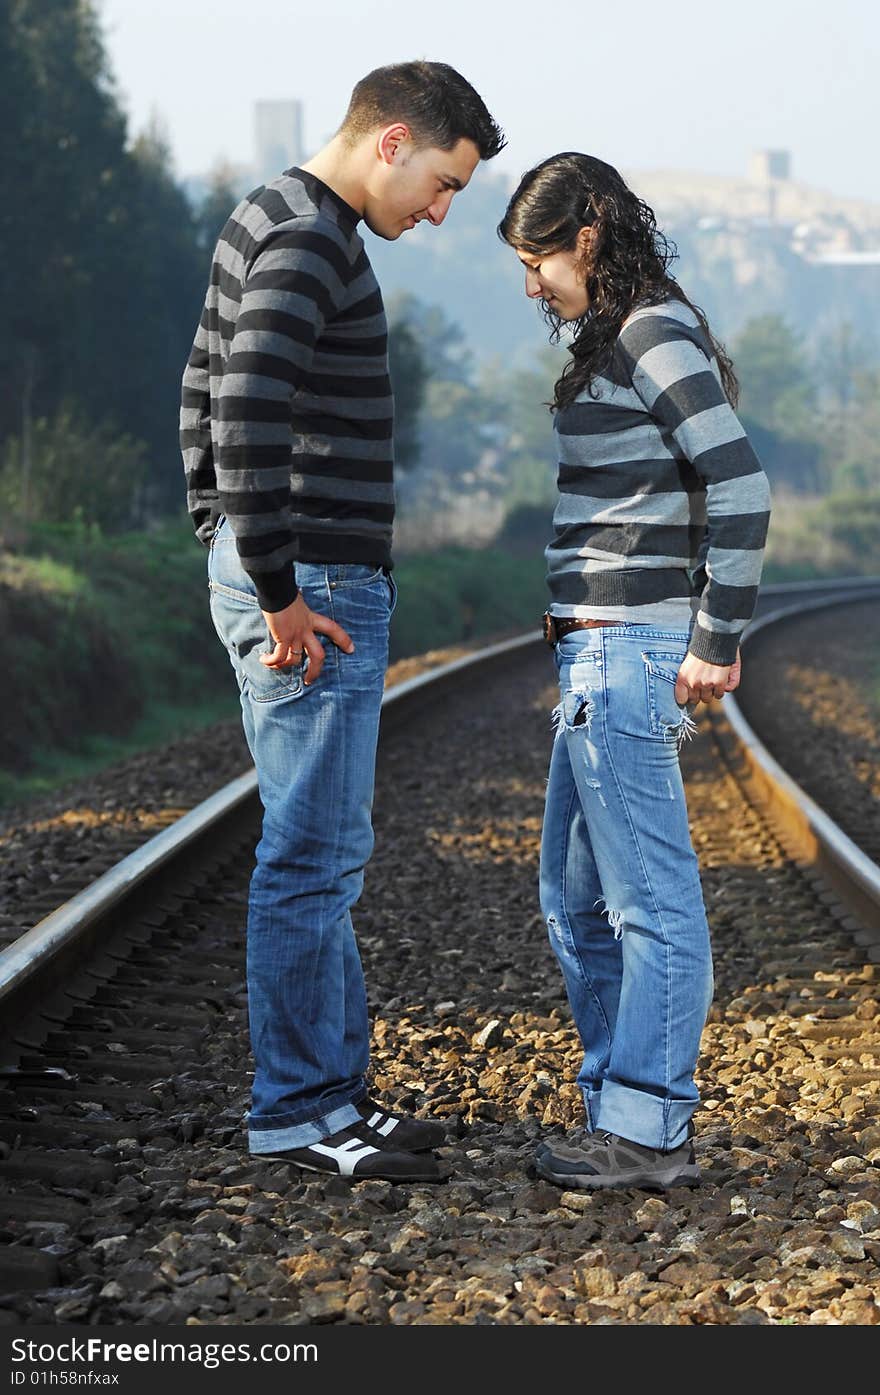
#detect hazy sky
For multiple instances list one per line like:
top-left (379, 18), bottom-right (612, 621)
top-left (98, 0), bottom-right (878, 203)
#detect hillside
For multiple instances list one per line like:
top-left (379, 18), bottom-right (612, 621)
top-left (365, 160), bottom-right (880, 363)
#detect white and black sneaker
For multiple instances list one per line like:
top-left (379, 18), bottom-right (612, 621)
top-left (258, 1120), bottom-right (445, 1181)
top-left (355, 1096), bottom-right (447, 1153)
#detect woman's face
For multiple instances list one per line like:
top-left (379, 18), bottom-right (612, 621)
top-left (514, 238), bottom-right (590, 321)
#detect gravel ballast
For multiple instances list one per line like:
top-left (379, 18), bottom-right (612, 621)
top-left (1, 633), bottom-right (878, 1327)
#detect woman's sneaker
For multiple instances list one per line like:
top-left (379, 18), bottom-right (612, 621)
top-left (257, 1120), bottom-right (445, 1181)
top-left (356, 1097), bottom-right (447, 1152)
top-left (535, 1130), bottom-right (700, 1190)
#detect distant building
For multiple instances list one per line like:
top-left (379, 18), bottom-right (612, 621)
top-left (254, 100), bottom-right (304, 184)
top-left (749, 149), bottom-right (792, 184)
top-left (748, 150), bottom-right (792, 221)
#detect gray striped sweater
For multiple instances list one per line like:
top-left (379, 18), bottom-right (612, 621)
top-left (547, 299), bottom-right (771, 665)
top-left (180, 168), bottom-right (393, 613)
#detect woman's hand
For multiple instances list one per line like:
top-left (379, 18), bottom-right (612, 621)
top-left (674, 647), bottom-right (741, 705)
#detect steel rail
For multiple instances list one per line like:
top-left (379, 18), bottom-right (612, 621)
top-left (716, 587), bottom-right (880, 933)
top-left (0, 629), bottom-right (537, 1014)
top-left (2, 578), bottom-right (878, 1014)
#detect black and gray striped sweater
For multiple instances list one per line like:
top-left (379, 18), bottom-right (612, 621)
top-left (547, 299), bottom-right (772, 666)
top-left (180, 168), bottom-right (393, 613)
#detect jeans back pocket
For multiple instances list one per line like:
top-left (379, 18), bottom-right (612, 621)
top-left (642, 650), bottom-right (688, 740)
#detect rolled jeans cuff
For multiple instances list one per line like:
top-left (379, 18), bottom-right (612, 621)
top-left (580, 1085), bottom-right (603, 1133)
top-left (596, 1080), bottom-right (696, 1151)
top-left (248, 1100), bottom-right (362, 1153)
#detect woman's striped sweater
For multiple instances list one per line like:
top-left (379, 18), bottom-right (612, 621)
top-left (546, 298), bottom-right (771, 665)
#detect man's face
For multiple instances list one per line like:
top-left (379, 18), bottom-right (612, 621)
top-left (364, 134), bottom-right (481, 241)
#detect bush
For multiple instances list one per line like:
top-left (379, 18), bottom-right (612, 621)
top-left (0, 403), bottom-right (150, 533)
top-left (763, 490), bottom-right (880, 580)
top-left (494, 502), bottom-right (552, 558)
top-left (0, 516), bottom-right (234, 781)
top-left (390, 545), bottom-right (546, 658)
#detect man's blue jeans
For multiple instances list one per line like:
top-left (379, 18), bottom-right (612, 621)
top-left (207, 519), bottom-right (396, 1153)
top-left (539, 625), bottom-right (714, 1151)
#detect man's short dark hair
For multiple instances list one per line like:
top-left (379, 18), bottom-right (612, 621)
top-left (339, 60), bottom-right (505, 161)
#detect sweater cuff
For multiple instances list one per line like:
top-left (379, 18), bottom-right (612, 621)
top-left (251, 565), bottom-right (298, 614)
top-left (688, 624), bottom-right (740, 667)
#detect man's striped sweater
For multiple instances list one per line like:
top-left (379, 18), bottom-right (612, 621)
top-left (547, 298), bottom-right (772, 665)
top-left (180, 168), bottom-right (393, 613)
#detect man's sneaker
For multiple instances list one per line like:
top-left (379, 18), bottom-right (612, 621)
top-left (257, 1121), bottom-right (445, 1181)
top-left (535, 1129), bottom-right (700, 1190)
top-left (355, 1097), bottom-right (447, 1152)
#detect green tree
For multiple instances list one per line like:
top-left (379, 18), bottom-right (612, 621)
top-left (386, 292), bottom-right (474, 385)
top-left (732, 315), bottom-right (824, 492)
top-left (195, 163), bottom-right (241, 260)
top-left (825, 366), bottom-right (880, 494)
top-left (0, 1), bottom-right (207, 520)
top-left (383, 292), bottom-right (564, 539)
top-left (479, 348), bottom-right (560, 509)
top-left (387, 314), bottom-right (427, 474)
top-left (0, 0), bottom-right (129, 443)
top-left (821, 321), bottom-right (864, 414)
top-left (733, 315), bottom-right (816, 436)
top-left (109, 121), bottom-right (206, 513)
top-left (385, 292), bottom-right (488, 490)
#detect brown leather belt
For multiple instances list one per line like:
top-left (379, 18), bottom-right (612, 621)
top-left (542, 612), bottom-right (617, 645)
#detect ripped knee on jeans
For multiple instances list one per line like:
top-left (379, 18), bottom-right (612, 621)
top-left (594, 895), bottom-right (624, 940)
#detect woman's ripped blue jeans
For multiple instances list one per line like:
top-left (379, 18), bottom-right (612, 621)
top-left (539, 625), bottom-right (714, 1151)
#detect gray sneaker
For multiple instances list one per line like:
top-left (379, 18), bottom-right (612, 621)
top-left (535, 1129), bottom-right (700, 1190)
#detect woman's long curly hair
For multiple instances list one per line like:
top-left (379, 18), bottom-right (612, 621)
top-left (498, 152), bottom-right (739, 410)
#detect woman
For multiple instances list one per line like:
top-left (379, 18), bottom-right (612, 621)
top-left (499, 153), bottom-right (771, 1190)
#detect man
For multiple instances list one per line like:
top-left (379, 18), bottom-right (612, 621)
top-left (180, 62), bottom-right (505, 1181)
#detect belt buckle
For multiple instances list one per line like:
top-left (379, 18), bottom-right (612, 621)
top-left (542, 611), bottom-right (557, 646)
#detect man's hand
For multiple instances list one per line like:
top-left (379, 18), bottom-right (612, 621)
top-left (674, 646), bottom-right (741, 706)
top-left (260, 594), bottom-right (354, 685)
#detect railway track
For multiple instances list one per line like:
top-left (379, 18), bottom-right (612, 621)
top-left (1, 581), bottom-right (879, 1326)
top-left (730, 593), bottom-right (880, 881)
